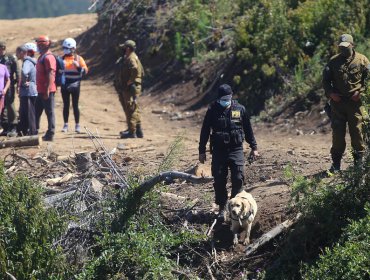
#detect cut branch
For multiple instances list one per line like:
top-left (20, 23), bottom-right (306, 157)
top-left (0, 135), bottom-right (41, 149)
top-left (244, 213), bottom-right (302, 257)
top-left (136, 171), bottom-right (213, 197)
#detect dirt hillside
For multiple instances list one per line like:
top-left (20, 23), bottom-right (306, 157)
top-left (0, 13), bottom-right (353, 268)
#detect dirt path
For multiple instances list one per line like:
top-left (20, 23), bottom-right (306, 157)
top-left (0, 14), bottom-right (344, 257)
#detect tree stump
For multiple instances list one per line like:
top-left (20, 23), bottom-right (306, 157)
top-left (75, 152), bottom-right (94, 173)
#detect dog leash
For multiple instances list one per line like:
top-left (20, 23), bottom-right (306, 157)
top-left (230, 208), bottom-right (254, 226)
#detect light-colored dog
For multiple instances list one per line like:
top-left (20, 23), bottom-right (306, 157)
top-left (225, 190), bottom-right (257, 245)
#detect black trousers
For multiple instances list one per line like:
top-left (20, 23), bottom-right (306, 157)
top-left (35, 92), bottom-right (55, 137)
top-left (61, 84), bottom-right (80, 124)
top-left (1, 85), bottom-right (17, 130)
top-left (18, 96), bottom-right (37, 136)
top-left (211, 147), bottom-right (245, 207)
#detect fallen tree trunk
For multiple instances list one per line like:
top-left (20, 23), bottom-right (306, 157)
top-left (136, 171), bottom-right (213, 197)
top-left (0, 135), bottom-right (41, 149)
top-left (245, 213), bottom-right (302, 257)
top-left (44, 190), bottom-right (76, 206)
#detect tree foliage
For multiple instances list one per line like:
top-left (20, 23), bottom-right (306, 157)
top-left (98, 0), bottom-right (370, 115)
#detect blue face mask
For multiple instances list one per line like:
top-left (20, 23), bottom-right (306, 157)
top-left (218, 100), bottom-right (231, 108)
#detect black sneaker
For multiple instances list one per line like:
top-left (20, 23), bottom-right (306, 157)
top-left (42, 134), bottom-right (54, 142)
top-left (7, 129), bottom-right (17, 138)
top-left (120, 131), bottom-right (137, 139)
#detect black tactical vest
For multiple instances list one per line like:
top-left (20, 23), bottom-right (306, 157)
top-left (210, 100), bottom-right (244, 150)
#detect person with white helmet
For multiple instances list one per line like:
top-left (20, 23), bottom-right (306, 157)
top-left (16, 43), bottom-right (37, 135)
top-left (60, 37), bottom-right (88, 133)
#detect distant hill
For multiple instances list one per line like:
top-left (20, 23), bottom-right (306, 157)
top-left (0, 0), bottom-right (91, 19)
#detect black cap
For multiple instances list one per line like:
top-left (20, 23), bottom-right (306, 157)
top-left (218, 84), bottom-right (233, 98)
top-left (0, 41), bottom-right (6, 49)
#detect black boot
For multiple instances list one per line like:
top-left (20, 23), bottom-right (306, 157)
top-left (217, 205), bottom-right (225, 222)
top-left (329, 153), bottom-right (342, 173)
top-left (120, 131), bottom-right (137, 139)
top-left (119, 129), bottom-right (129, 135)
top-left (136, 124), bottom-right (143, 138)
top-left (353, 152), bottom-right (363, 167)
top-left (7, 125), bottom-right (17, 137)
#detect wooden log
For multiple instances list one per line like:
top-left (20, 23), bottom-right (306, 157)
top-left (245, 213), bottom-right (302, 257)
top-left (0, 135), bottom-right (41, 149)
top-left (44, 190), bottom-right (76, 206)
top-left (136, 171), bottom-right (213, 197)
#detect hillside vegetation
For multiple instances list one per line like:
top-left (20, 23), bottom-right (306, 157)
top-left (95, 0), bottom-right (370, 116)
top-left (0, 0), bottom-right (90, 19)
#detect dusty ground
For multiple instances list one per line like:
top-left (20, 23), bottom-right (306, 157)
top-left (0, 13), bottom-right (356, 275)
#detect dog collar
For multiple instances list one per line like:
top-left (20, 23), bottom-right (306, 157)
top-left (230, 209), bottom-right (254, 222)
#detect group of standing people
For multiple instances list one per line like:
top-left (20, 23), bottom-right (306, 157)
top-left (0, 35), bottom-right (88, 141)
top-left (0, 36), bottom-right (145, 141)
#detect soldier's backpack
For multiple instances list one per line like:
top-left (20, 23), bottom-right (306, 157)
top-left (40, 53), bottom-right (65, 87)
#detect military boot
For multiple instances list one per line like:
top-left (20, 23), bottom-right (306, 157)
top-left (136, 124), bottom-right (144, 138)
top-left (329, 153), bottom-right (342, 173)
top-left (217, 205), bottom-right (226, 222)
top-left (120, 131), bottom-right (137, 139)
top-left (353, 152), bottom-right (364, 167)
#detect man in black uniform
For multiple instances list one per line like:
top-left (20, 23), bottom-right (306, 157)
top-left (0, 41), bottom-right (18, 137)
top-left (199, 84), bottom-right (259, 217)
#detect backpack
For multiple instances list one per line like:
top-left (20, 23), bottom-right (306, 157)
top-left (24, 57), bottom-right (36, 66)
top-left (113, 57), bottom-right (124, 92)
top-left (40, 53), bottom-right (65, 86)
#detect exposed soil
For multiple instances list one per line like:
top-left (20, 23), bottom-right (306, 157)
top-left (0, 14), bottom-right (355, 278)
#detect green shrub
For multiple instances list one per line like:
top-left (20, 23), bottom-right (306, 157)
top-left (264, 151), bottom-right (370, 279)
top-left (303, 206), bottom-right (370, 280)
top-left (77, 187), bottom-right (204, 280)
top-left (0, 167), bottom-right (70, 280)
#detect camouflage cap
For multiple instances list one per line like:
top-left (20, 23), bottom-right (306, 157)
top-left (119, 40), bottom-right (136, 50)
top-left (0, 41), bottom-right (6, 49)
top-left (338, 34), bottom-right (354, 47)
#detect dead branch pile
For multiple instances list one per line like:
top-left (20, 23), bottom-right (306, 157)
top-left (2, 130), bottom-right (213, 267)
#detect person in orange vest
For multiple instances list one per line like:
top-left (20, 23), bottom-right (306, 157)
top-left (60, 38), bottom-right (88, 133)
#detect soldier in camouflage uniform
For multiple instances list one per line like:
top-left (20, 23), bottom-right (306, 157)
top-left (323, 34), bottom-right (370, 172)
top-left (114, 40), bottom-right (144, 139)
top-left (0, 41), bottom-right (18, 137)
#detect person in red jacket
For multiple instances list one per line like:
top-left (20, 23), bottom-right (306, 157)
top-left (35, 35), bottom-right (56, 141)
